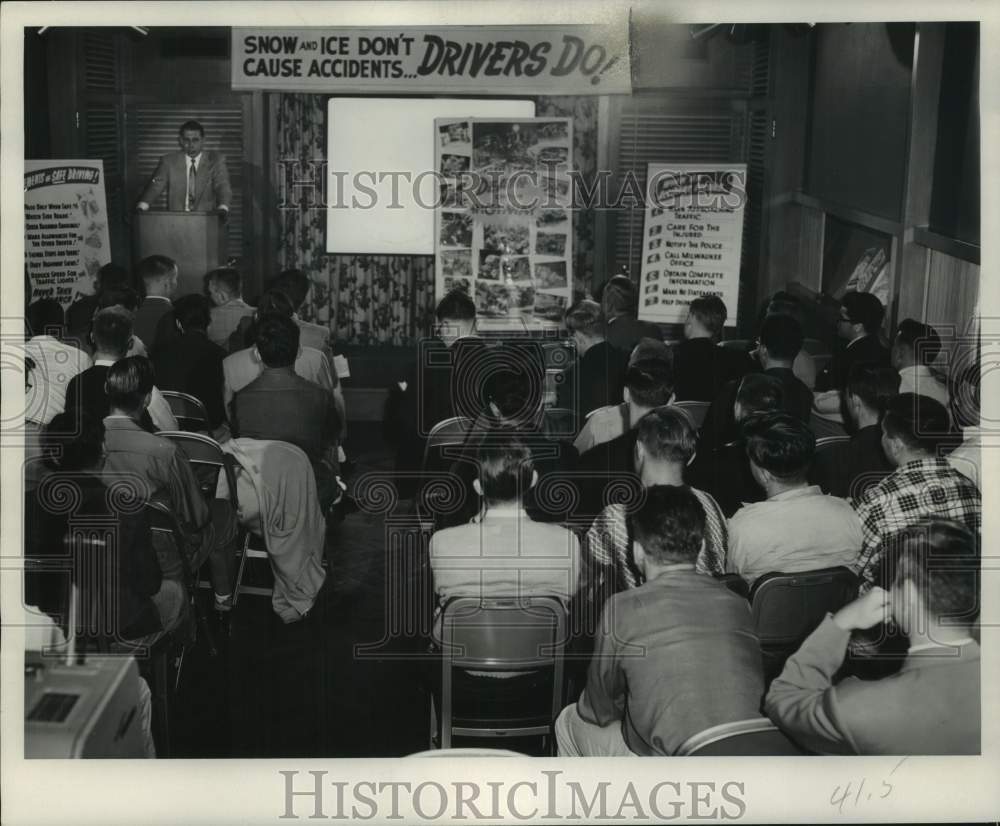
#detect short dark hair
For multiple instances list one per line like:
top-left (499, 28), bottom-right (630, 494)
top-left (563, 299), bottom-right (604, 338)
top-left (98, 286), bottom-right (140, 312)
top-left (896, 318), bottom-right (942, 367)
top-left (882, 393), bottom-right (951, 453)
top-left (136, 255), bottom-right (177, 286)
top-left (435, 288), bottom-right (476, 323)
top-left (173, 294), bottom-right (212, 332)
top-left (625, 358), bottom-right (674, 408)
top-left (272, 269), bottom-right (311, 310)
top-left (759, 313), bottom-right (804, 360)
top-left (735, 373), bottom-right (785, 420)
top-left (254, 313), bottom-right (300, 368)
top-left (842, 291), bottom-right (885, 334)
top-left (487, 369), bottom-right (542, 422)
top-left (97, 263), bottom-right (130, 291)
top-left (105, 356), bottom-right (155, 412)
top-left (847, 363), bottom-right (900, 417)
top-left (207, 267), bottom-right (242, 298)
top-left (630, 485), bottom-right (705, 565)
top-left (27, 299), bottom-right (64, 336)
top-left (743, 411), bottom-right (815, 480)
top-left (44, 411), bottom-right (105, 471)
top-left (636, 406), bottom-right (697, 465)
top-left (91, 308), bottom-right (133, 356)
top-left (476, 439), bottom-right (534, 504)
top-left (602, 276), bottom-right (636, 317)
top-left (255, 289), bottom-right (295, 318)
top-left (629, 337), bottom-right (670, 366)
top-left (688, 295), bottom-right (727, 339)
top-left (879, 518), bottom-right (980, 623)
top-left (179, 120), bottom-right (204, 136)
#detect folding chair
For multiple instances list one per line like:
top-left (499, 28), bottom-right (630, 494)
top-left (672, 400), bottom-right (711, 429)
top-left (160, 391), bottom-right (210, 432)
top-left (542, 406), bottom-right (577, 442)
top-left (422, 416), bottom-right (476, 471)
top-left (750, 566), bottom-right (859, 681)
top-left (430, 595), bottom-right (568, 753)
top-left (816, 435), bottom-right (850, 451)
top-left (676, 718), bottom-right (805, 756)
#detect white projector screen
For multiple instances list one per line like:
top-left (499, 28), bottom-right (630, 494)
top-left (326, 97), bottom-right (534, 255)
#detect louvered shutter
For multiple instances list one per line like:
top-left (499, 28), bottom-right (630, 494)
top-left (128, 103), bottom-right (244, 260)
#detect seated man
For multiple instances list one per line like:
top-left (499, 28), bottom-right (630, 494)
top-left (556, 299), bottom-right (628, 418)
top-left (765, 519), bottom-right (980, 755)
top-left (809, 364), bottom-right (899, 498)
top-left (429, 438), bottom-right (581, 640)
top-left (133, 255), bottom-right (179, 355)
top-left (152, 294), bottom-right (227, 430)
top-left (688, 373), bottom-right (784, 517)
top-left (271, 268), bottom-right (334, 359)
top-left (585, 406), bottom-right (729, 602)
top-left (65, 262), bottom-right (129, 351)
top-left (727, 412), bottom-right (862, 585)
top-left (671, 294), bottom-right (754, 402)
top-left (62, 307), bottom-right (177, 433)
top-left (101, 357), bottom-right (236, 612)
top-left (231, 314), bottom-right (341, 510)
top-left (24, 298), bottom-right (91, 426)
top-left (205, 267), bottom-right (254, 350)
top-left (600, 275), bottom-right (663, 353)
top-left (755, 292), bottom-right (816, 389)
top-left (892, 318), bottom-right (949, 407)
top-left (853, 393), bottom-right (981, 591)
top-left (556, 485), bottom-right (764, 756)
top-left (816, 290), bottom-right (891, 393)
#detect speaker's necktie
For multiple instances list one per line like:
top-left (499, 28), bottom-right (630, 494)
top-left (187, 159), bottom-right (196, 211)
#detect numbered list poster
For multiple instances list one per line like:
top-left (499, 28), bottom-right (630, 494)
top-left (637, 163), bottom-right (746, 325)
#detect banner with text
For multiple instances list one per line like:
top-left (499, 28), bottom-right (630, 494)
top-left (637, 163), bottom-right (747, 326)
top-left (232, 25), bottom-right (630, 95)
top-left (24, 160), bottom-right (111, 307)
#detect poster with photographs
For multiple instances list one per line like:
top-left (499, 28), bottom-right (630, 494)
top-left (434, 116), bottom-right (573, 327)
top-left (637, 162), bottom-right (747, 325)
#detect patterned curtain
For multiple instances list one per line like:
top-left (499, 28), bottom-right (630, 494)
top-left (274, 93), bottom-right (598, 345)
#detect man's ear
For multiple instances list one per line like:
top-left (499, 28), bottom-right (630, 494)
top-left (632, 538), bottom-right (647, 572)
top-left (623, 386), bottom-right (632, 405)
top-left (529, 469), bottom-right (539, 490)
top-left (473, 478), bottom-right (484, 497)
top-left (143, 391), bottom-right (153, 410)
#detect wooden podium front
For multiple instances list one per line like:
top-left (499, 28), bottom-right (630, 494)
top-left (134, 211), bottom-right (225, 295)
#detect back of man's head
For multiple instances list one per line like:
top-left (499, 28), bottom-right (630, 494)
top-left (91, 307), bottom-right (133, 358)
top-left (564, 299), bottom-right (604, 340)
top-left (27, 299), bottom-right (64, 337)
top-left (735, 373), bottom-right (784, 423)
top-left (136, 255), bottom-right (177, 295)
top-left (105, 356), bottom-right (155, 413)
top-left (847, 363), bottom-right (900, 418)
top-left (173, 294), bottom-right (212, 332)
top-left (631, 485), bottom-right (706, 566)
top-left (625, 358), bottom-right (675, 409)
top-left (435, 288), bottom-right (476, 324)
top-left (636, 406), bottom-right (697, 466)
top-left (882, 393), bottom-right (950, 455)
top-left (255, 313), bottom-right (300, 368)
top-left (44, 411), bottom-right (104, 471)
top-left (687, 295), bottom-right (727, 340)
top-left (98, 286), bottom-right (140, 313)
top-left (895, 318), bottom-right (942, 368)
top-left (477, 439), bottom-right (534, 505)
top-left (207, 267), bottom-right (243, 301)
top-left (880, 518), bottom-right (979, 625)
top-left (97, 263), bottom-right (130, 293)
top-left (601, 276), bottom-right (635, 319)
top-left (841, 291), bottom-right (885, 334)
top-left (272, 269), bottom-right (311, 310)
top-left (488, 369), bottom-right (542, 423)
top-left (759, 313), bottom-right (804, 362)
top-left (743, 411), bottom-right (815, 482)
top-left (629, 336), bottom-right (671, 367)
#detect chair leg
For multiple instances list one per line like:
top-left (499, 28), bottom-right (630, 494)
top-left (232, 532), bottom-right (251, 607)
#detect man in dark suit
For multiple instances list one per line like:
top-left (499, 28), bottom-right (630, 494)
top-left (810, 364), bottom-right (900, 499)
top-left (816, 291), bottom-right (890, 393)
top-left (599, 275), bottom-right (663, 353)
top-left (151, 294), bottom-right (227, 430)
top-left (133, 255), bottom-right (178, 354)
top-left (64, 262), bottom-right (130, 352)
top-left (232, 314), bottom-right (341, 510)
top-left (136, 120), bottom-right (232, 215)
top-left (671, 294), bottom-right (755, 401)
top-left (557, 299), bottom-right (628, 418)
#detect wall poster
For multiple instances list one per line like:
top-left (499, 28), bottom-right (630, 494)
top-left (637, 163), bottom-right (747, 326)
top-left (434, 117), bottom-right (573, 328)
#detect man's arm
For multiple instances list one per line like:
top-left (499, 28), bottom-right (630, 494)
top-left (576, 600), bottom-right (625, 726)
top-left (137, 154), bottom-right (170, 210)
top-left (764, 588), bottom-right (890, 754)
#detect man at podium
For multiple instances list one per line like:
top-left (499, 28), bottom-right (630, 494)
top-left (136, 120), bottom-right (232, 216)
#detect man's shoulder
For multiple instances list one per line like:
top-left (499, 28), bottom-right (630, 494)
top-left (104, 419), bottom-right (175, 455)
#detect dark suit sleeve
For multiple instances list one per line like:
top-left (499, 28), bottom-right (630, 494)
top-left (212, 153), bottom-right (233, 209)
top-left (140, 154), bottom-right (171, 206)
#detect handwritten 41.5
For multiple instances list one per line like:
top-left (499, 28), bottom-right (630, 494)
top-left (829, 757), bottom-right (908, 814)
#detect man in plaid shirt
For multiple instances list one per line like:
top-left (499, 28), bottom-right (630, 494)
top-left (853, 393), bottom-right (980, 591)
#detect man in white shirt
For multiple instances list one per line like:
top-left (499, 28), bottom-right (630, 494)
top-left (24, 298), bottom-right (91, 426)
top-left (891, 318), bottom-right (950, 408)
top-left (727, 411), bottom-right (862, 585)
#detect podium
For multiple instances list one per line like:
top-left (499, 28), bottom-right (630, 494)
top-left (134, 211), bottom-right (225, 295)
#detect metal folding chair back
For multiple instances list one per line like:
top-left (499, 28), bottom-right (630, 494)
top-left (160, 391), bottom-right (210, 432)
top-left (671, 400), bottom-right (711, 429)
top-left (677, 718), bottom-right (805, 756)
